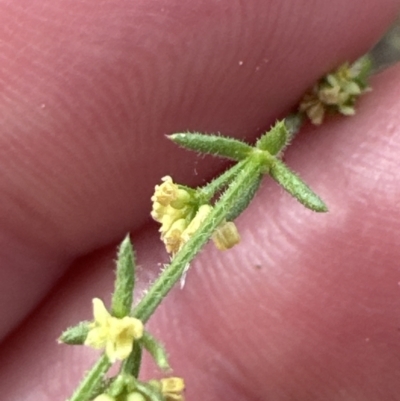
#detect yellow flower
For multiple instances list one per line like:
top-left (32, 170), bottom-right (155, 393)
top-left (151, 176), bottom-right (191, 209)
top-left (162, 218), bottom-right (187, 255)
top-left (298, 92), bottom-right (325, 125)
top-left (180, 204), bottom-right (212, 244)
top-left (299, 61), bottom-right (369, 125)
top-left (211, 221), bottom-right (241, 250)
top-left (149, 377), bottom-right (185, 401)
top-left (151, 176), bottom-right (212, 255)
top-left (160, 377), bottom-right (185, 401)
top-left (151, 176), bottom-right (241, 255)
top-left (84, 298), bottom-right (144, 363)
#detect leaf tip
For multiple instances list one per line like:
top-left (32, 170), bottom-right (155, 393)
top-left (168, 133), bottom-right (187, 141)
top-left (310, 199), bottom-right (329, 213)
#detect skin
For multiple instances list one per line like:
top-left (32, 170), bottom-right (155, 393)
top-left (0, 1), bottom-right (400, 399)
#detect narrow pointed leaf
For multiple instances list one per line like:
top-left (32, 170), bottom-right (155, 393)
top-left (269, 159), bottom-right (328, 212)
top-left (111, 235), bottom-right (136, 318)
top-left (141, 331), bottom-right (171, 371)
top-left (198, 160), bottom-right (246, 201)
top-left (59, 321), bottom-right (90, 345)
top-left (256, 120), bottom-right (289, 155)
top-left (169, 132), bottom-right (253, 161)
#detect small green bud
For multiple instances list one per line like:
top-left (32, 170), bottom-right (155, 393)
top-left (126, 392), bottom-right (147, 401)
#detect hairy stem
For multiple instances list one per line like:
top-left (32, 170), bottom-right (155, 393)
top-left (133, 158), bottom-right (262, 323)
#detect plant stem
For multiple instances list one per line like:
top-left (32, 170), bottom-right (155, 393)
top-left (67, 354), bottom-right (111, 401)
top-left (66, 158), bottom-right (261, 401)
top-left (133, 158), bottom-right (262, 323)
top-left (284, 113), bottom-right (304, 140)
top-left (121, 341), bottom-right (142, 378)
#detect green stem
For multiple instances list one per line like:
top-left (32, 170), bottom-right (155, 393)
top-left (67, 354), bottom-right (111, 401)
top-left (66, 158), bottom-right (261, 401)
top-left (121, 341), bottom-right (142, 378)
top-left (133, 158), bottom-right (261, 323)
top-left (284, 113), bottom-right (304, 141)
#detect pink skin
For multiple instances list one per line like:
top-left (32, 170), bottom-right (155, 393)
top-left (0, 1), bottom-right (400, 400)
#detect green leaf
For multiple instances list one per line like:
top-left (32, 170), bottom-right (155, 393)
top-left (58, 321), bottom-right (90, 345)
top-left (269, 159), bottom-right (328, 212)
top-left (111, 235), bottom-right (136, 318)
top-left (140, 331), bottom-right (171, 371)
top-left (256, 120), bottom-right (289, 155)
top-left (169, 132), bottom-right (253, 161)
top-left (197, 160), bottom-right (247, 202)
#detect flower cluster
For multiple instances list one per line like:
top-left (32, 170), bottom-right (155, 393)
top-left (299, 61), bottom-right (370, 125)
top-left (151, 176), bottom-right (240, 255)
top-left (84, 298), bottom-right (144, 363)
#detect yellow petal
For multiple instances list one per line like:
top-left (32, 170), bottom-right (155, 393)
top-left (181, 204), bottom-right (212, 242)
top-left (160, 377), bottom-right (185, 401)
top-left (84, 327), bottom-right (108, 349)
top-left (306, 102), bottom-right (325, 125)
top-left (106, 341), bottom-right (131, 362)
top-left (105, 316), bottom-right (144, 362)
top-left (160, 377), bottom-right (185, 393)
top-left (339, 105), bottom-right (356, 116)
top-left (152, 176), bottom-right (178, 206)
top-left (212, 221), bottom-right (240, 251)
top-left (92, 298), bottom-right (111, 326)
